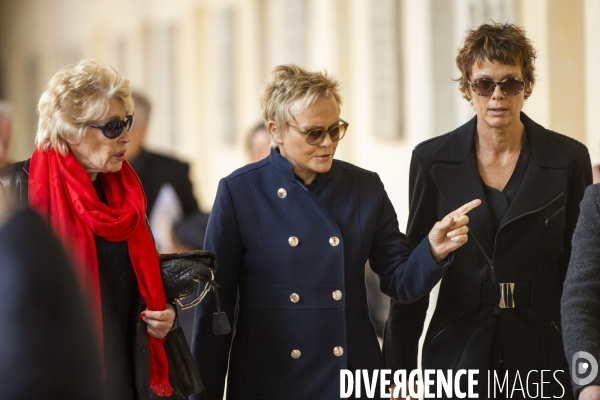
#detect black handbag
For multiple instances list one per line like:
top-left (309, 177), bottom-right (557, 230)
top-left (164, 325), bottom-right (204, 398)
top-left (158, 250), bottom-right (215, 398)
top-left (159, 249), bottom-right (231, 334)
top-left (159, 250), bottom-right (216, 309)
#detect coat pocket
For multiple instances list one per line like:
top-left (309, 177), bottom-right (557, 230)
top-left (544, 206), bottom-right (565, 225)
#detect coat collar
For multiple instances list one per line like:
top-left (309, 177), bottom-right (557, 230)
top-left (267, 147), bottom-right (334, 185)
top-left (432, 112), bottom-right (570, 169)
top-left (430, 112), bottom-right (568, 259)
top-left (268, 147), bottom-right (296, 181)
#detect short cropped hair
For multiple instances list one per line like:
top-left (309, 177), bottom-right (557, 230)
top-left (36, 59), bottom-right (134, 155)
top-left (131, 91), bottom-right (152, 125)
top-left (260, 64), bottom-right (342, 145)
top-left (455, 22), bottom-right (537, 101)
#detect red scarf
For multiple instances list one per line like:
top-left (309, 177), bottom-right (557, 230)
top-left (28, 148), bottom-right (171, 396)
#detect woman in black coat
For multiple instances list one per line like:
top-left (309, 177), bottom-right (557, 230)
top-left (384, 22), bottom-right (591, 399)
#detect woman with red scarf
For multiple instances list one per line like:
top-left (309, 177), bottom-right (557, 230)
top-left (0, 59), bottom-right (175, 399)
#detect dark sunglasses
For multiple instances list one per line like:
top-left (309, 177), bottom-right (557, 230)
top-left (469, 77), bottom-right (525, 97)
top-left (88, 114), bottom-right (134, 139)
top-left (286, 119), bottom-right (349, 145)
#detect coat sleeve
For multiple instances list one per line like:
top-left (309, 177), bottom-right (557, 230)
top-left (383, 150), bottom-right (439, 372)
top-left (368, 169), bottom-right (449, 304)
top-left (191, 178), bottom-right (243, 400)
top-left (562, 183), bottom-right (600, 396)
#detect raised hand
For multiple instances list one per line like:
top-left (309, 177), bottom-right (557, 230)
top-left (428, 199), bottom-right (481, 263)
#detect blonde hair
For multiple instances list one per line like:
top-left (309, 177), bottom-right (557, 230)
top-left (455, 22), bottom-right (537, 101)
top-left (36, 59), bottom-right (134, 155)
top-left (259, 64), bottom-right (342, 146)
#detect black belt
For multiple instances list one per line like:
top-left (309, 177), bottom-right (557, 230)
top-left (480, 281), bottom-right (532, 308)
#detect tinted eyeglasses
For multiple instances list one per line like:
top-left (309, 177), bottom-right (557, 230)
top-left (469, 77), bottom-right (525, 97)
top-left (88, 114), bottom-right (134, 139)
top-left (286, 119), bottom-right (349, 145)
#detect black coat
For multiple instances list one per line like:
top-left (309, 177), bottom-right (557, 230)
top-left (130, 148), bottom-right (199, 218)
top-left (130, 148), bottom-right (208, 250)
top-left (383, 112), bottom-right (591, 399)
top-left (0, 208), bottom-right (105, 399)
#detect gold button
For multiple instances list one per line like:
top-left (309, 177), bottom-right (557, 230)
top-left (278, 188), bottom-right (287, 198)
top-left (333, 346), bottom-right (344, 357)
top-left (290, 293), bottom-right (300, 303)
top-left (329, 237), bottom-right (340, 246)
top-left (332, 290), bottom-right (342, 301)
top-left (291, 349), bottom-right (301, 359)
top-left (288, 236), bottom-right (299, 247)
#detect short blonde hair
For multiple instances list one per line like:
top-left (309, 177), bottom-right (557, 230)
top-left (36, 59), bottom-right (134, 155)
top-left (260, 64), bottom-right (342, 146)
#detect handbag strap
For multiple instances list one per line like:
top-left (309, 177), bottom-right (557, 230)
top-left (211, 282), bottom-right (232, 335)
top-left (212, 282), bottom-right (223, 313)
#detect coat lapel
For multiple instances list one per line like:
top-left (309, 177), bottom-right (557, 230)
top-left (431, 116), bottom-right (496, 259)
top-left (429, 112), bottom-right (569, 260)
top-left (498, 113), bottom-right (569, 229)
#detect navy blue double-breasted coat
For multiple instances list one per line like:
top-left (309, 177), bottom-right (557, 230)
top-left (191, 149), bottom-right (451, 400)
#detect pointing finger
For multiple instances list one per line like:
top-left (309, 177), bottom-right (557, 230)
top-left (452, 199), bottom-right (482, 216)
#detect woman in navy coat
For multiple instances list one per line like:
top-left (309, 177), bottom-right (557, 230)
top-left (191, 64), bottom-right (480, 400)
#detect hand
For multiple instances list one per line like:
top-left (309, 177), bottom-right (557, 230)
top-left (428, 199), bottom-right (482, 263)
top-left (580, 385), bottom-right (600, 400)
top-left (141, 303), bottom-right (176, 339)
top-left (390, 382), bottom-right (418, 400)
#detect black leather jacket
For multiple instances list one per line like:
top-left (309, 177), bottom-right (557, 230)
top-left (0, 160), bottom-right (153, 400)
top-left (0, 160), bottom-right (29, 207)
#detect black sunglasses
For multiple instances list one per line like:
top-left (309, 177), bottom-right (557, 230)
top-left (470, 77), bottom-right (525, 97)
top-left (88, 114), bottom-right (134, 139)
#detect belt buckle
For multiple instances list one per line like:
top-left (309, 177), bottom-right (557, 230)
top-left (499, 282), bottom-right (515, 309)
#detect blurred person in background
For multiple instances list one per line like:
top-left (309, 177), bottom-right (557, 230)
top-left (0, 189), bottom-right (105, 399)
top-left (246, 121), bottom-right (272, 162)
top-left (384, 22), bottom-right (591, 399)
top-left (0, 101), bottom-right (12, 169)
top-left (191, 64), bottom-right (480, 400)
top-left (127, 91), bottom-right (209, 361)
top-left (126, 91), bottom-right (207, 253)
top-left (592, 164), bottom-right (600, 184)
top-left (0, 59), bottom-right (176, 400)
